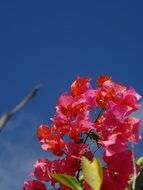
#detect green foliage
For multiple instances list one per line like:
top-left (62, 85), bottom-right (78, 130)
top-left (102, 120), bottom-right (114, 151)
top-left (81, 157), bottom-right (103, 190)
top-left (51, 173), bottom-right (83, 190)
top-left (135, 168), bottom-right (143, 190)
top-left (137, 156), bottom-right (143, 169)
top-left (51, 157), bottom-right (103, 190)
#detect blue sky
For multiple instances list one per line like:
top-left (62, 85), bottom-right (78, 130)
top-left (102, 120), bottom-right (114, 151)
top-left (0, 0), bottom-right (143, 189)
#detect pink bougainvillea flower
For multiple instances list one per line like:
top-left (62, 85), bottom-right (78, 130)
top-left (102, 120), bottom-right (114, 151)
top-left (69, 111), bottom-right (93, 141)
top-left (83, 89), bottom-right (98, 108)
top-left (102, 150), bottom-right (134, 190)
top-left (124, 117), bottom-right (141, 143)
top-left (56, 92), bottom-right (73, 116)
top-left (97, 75), bottom-right (112, 87)
top-left (96, 79), bottom-right (127, 106)
top-left (34, 158), bottom-right (52, 182)
top-left (23, 75), bottom-right (142, 190)
top-left (123, 86), bottom-right (141, 112)
top-left (83, 182), bottom-right (92, 190)
top-left (99, 133), bottom-right (127, 156)
top-left (34, 158), bottom-right (66, 186)
top-left (71, 96), bottom-right (88, 116)
top-left (106, 100), bottom-right (132, 118)
top-left (56, 92), bottom-right (88, 118)
top-left (40, 137), bottom-right (65, 156)
top-left (34, 158), bottom-right (64, 186)
top-left (101, 172), bottom-right (116, 190)
top-left (53, 95), bottom-right (93, 141)
top-left (96, 76), bottom-right (141, 112)
top-left (37, 125), bottom-right (65, 156)
top-left (58, 184), bottom-right (72, 190)
top-left (95, 101), bottom-right (141, 146)
top-left (59, 143), bottom-right (93, 177)
top-left (52, 111), bottom-right (70, 135)
top-left (64, 142), bottom-right (88, 158)
top-left (37, 124), bottom-right (51, 140)
top-left (59, 156), bottom-right (80, 176)
top-left (23, 180), bottom-right (47, 190)
top-left (94, 102), bottom-right (128, 139)
top-left (33, 142), bottom-right (93, 184)
top-left (52, 93), bottom-right (90, 141)
top-left (71, 76), bottom-right (91, 97)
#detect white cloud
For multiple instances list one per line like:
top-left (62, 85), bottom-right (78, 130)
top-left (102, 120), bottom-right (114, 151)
top-left (0, 111), bottom-right (49, 190)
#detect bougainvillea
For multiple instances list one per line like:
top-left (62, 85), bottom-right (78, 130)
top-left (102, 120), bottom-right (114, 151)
top-left (22, 75), bottom-right (142, 190)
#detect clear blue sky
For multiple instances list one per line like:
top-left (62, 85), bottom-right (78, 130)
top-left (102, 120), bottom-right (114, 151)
top-left (0, 1), bottom-right (143, 189)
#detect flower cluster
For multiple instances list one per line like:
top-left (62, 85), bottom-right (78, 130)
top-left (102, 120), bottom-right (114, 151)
top-left (22, 76), bottom-right (142, 190)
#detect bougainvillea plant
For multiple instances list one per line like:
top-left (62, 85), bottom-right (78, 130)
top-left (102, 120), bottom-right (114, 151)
top-left (22, 76), bottom-right (143, 190)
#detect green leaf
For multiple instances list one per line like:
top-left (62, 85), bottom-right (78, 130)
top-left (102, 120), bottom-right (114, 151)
top-left (135, 168), bottom-right (143, 190)
top-left (51, 173), bottom-right (83, 190)
top-left (81, 157), bottom-right (103, 190)
top-left (136, 156), bottom-right (143, 169)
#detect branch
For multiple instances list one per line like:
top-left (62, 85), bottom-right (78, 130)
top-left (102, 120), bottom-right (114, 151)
top-left (0, 84), bottom-right (42, 132)
top-left (131, 143), bottom-right (137, 190)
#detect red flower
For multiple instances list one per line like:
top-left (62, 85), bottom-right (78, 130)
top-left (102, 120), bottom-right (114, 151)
top-left (23, 75), bottom-right (142, 190)
top-left (56, 92), bottom-right (73, 116)
top-left (34, 158), bottom-right (52, 182)
top-left (23, 180), bottom-right (47, 190)
top-left (71, 76), bottom-right (91, 97)
top-left (83, 182), bottom-right (92, 190)
top-left (37, 125), bottom-right (51, 140)
top-left (37, 125), bottom-right (65, 156)
top-left (99, 133), bottom-right (127, 156)
top-left (97, 75), bottom-right (112, 87)
top-left (96, 79), bottom-right (127, 106)
top-left (102, 150), bottom-right (134, 190)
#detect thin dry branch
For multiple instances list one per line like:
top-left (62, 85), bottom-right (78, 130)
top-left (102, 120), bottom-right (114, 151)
top-left (0, 84), bottom-right (42, 132)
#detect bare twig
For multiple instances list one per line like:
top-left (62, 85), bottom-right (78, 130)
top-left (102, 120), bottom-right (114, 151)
top-left (131, 143), bottom-right (137, 190)
top-left (0, 84), bottom-right (42, 132)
